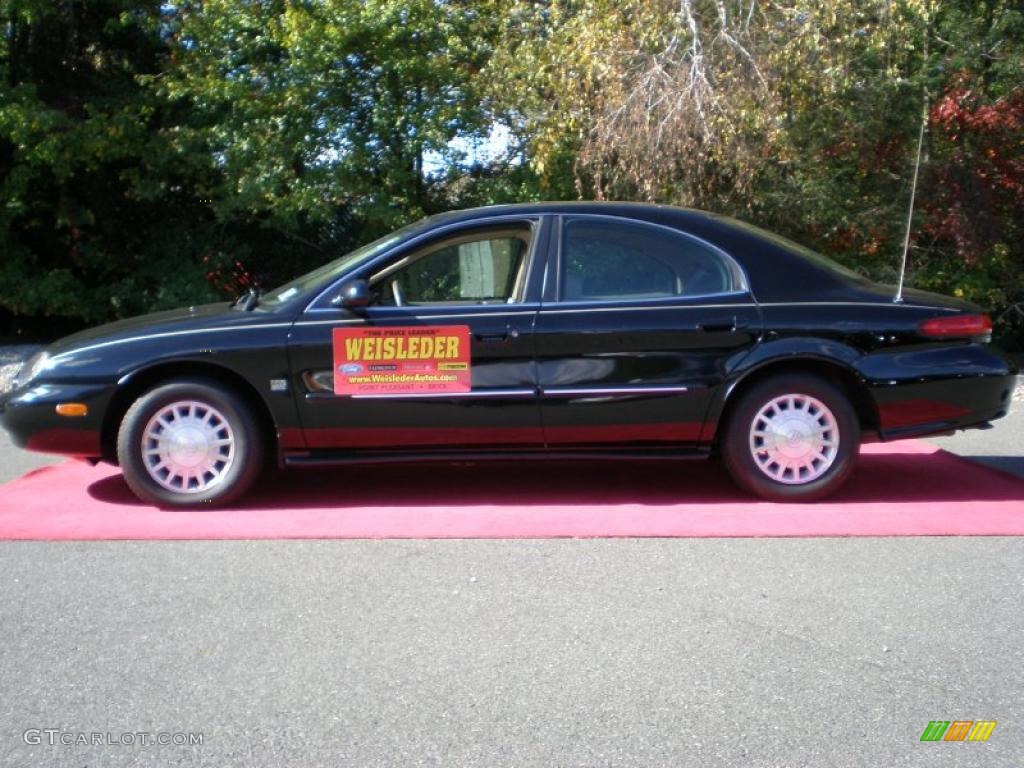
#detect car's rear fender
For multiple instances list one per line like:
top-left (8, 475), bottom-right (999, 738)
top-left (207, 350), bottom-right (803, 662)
top-left (702, 337), bottom-right (874, 445)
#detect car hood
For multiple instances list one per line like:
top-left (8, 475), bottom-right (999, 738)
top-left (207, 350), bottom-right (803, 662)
top-left (46, 302), bottom-right (272, 356)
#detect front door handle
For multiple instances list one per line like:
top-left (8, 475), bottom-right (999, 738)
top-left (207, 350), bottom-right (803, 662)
top-left (475, 327), bottom-right (521, 344)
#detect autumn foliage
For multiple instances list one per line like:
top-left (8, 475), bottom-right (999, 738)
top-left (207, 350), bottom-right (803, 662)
top-left (1, 0), bottom-right (1022, 349)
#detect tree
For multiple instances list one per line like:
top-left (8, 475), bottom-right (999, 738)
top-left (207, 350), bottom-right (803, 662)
top-left (159, 0), bottom-right (496, 238)
top-left (0, 0), bottom-right (225, 326)
top-left (484, 0), bottom-right (1024, 348)
top-left (2, 0), bottom-right (1021, 351)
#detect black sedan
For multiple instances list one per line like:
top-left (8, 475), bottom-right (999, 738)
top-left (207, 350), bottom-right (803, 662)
top-left (1, 203), bottom-right (1016, 506)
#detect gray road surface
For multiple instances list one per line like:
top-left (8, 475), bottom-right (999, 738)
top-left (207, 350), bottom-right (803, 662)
top-left (0, 539), bottom-right (1021, 767)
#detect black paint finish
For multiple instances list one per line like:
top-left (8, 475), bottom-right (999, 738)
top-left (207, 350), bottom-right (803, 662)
top-left (1, 203), bottom-right (1016, 466)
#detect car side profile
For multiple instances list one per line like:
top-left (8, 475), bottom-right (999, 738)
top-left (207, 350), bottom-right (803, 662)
top-left (0, 202), bottom-right (1016, 507)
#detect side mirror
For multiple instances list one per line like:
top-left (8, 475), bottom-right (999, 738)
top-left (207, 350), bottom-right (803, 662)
top-left (334, 279), bottom-right (370, 308)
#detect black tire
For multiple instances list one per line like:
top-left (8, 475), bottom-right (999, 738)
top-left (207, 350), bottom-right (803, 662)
top-left (116, 378), bottom-right (265, 508)
top-left (721, 374), bottom-right (860, 502)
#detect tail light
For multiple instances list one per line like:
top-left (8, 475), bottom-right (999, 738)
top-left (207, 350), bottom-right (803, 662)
top-left (918, 313), bottom-right (993, 338)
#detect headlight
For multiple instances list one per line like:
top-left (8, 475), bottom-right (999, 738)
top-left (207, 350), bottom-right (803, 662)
top-left (15, 350), bottom-right (50, 387)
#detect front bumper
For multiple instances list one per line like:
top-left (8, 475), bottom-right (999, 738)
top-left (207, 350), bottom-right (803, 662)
top-left (0, 381), bottom-right (114, 458)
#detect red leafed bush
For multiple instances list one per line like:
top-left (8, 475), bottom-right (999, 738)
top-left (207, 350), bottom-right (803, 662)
top-left (202, 255), bottom-right (255, 298)
top-left (924, 75), bottom-right (1024, 266)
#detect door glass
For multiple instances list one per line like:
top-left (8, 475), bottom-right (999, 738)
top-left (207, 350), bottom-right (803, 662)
top-left (376, 233), bottom-right (530, 306)
top-left (561, 218), bottom-right (736, 301)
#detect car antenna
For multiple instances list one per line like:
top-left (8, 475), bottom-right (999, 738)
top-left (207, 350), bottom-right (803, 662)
top-left (892, 2), bottom-right (933, 307)
top-left (895, 90), bottom-right (930, 304)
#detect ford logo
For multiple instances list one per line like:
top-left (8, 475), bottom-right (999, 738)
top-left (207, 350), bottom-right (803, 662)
top-left (339, 363), bottom-right (363, 374)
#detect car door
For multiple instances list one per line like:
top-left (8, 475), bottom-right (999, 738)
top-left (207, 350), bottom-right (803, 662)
top-left (535, 214), bottom-right (761, 449)
top-left (286, 216), bottom-right (548, 454)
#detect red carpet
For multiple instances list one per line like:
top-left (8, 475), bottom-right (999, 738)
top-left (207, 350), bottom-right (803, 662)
top-left (0, 441), bottom-right (1021, 540)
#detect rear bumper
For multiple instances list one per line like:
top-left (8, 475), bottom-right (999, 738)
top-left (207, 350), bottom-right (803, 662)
top-left (859, 344), bottom-right (1017, 441)
top-left (0, 381), bottom-right (113, 458)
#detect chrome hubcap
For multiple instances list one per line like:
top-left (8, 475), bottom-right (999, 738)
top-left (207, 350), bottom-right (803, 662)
top-left (749, 394), bottom-right (839, 485)
top-left (142, 400), bottom-right (235, 494)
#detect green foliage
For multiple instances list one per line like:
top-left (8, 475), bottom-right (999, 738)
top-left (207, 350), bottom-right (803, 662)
top-left (158, 0), bottom-right (497, 232)
top-left (0, 0), bottom-right (498, 328)
top-left (0, 0), bottom-right (1021, 352)
top-left (0, 0), bottom-right (269, 327)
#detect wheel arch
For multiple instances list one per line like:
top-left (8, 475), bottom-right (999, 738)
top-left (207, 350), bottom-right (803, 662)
top-left (101, 360), bottom-right (278, 465)
top-left (708, 355), bottom-right (879, 448)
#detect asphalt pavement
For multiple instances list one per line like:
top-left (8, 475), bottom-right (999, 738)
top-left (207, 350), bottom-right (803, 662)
top-left (0, 385), bottom-right (1020, 767)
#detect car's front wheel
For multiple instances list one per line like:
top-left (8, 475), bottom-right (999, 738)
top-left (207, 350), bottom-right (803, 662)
top-left (117, 378), bottom-right (265, 507)
top-left (721, 374), bottom-right (860, 501)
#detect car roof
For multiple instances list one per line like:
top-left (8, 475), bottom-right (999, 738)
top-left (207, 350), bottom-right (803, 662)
top-left (426, 201), bottom-right (716, 226)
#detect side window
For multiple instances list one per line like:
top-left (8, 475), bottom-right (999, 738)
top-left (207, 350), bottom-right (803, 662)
top-left (374, 230), bottom-right (531, 306)
top-left (561, 218), bottom-right (736, 302)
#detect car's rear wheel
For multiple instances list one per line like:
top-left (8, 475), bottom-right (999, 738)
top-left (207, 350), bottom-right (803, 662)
top-left (117, 378), bottom-right (264, 507)
top-left (721, 374), bottom-right (860, 501)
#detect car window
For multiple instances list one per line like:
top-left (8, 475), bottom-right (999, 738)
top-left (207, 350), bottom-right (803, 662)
top-left (260, 220), bottom-right (430, 308)
top-left (560, 218), bottom-right (736, 302)
top-left (374, 230), bottom-right (531, 306)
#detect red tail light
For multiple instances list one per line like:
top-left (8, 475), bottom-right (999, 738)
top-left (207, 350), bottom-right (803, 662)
top-left (918, 313), bottom-right (993, 338)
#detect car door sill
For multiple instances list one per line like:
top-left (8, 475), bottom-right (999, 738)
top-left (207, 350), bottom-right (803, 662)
top-left (282, 447), bottom-right (711, 466)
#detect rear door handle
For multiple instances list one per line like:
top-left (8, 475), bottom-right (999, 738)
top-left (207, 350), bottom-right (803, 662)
top-left (698, 316), bottom-right (748, 333)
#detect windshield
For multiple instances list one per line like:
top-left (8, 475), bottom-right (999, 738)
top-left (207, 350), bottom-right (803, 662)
top-left (258, 219), bottom-right (429, 307)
